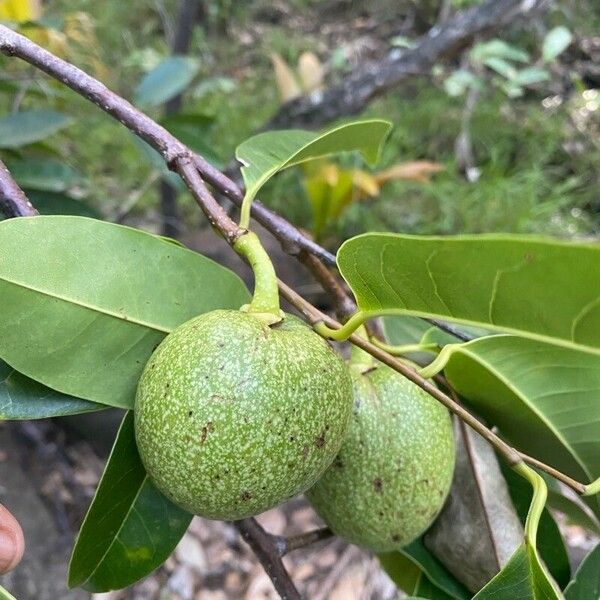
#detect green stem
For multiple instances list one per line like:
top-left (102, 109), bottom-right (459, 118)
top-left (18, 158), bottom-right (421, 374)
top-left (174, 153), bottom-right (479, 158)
top-left (234, 231), bottom-right (282, 322)
top-left (372, 339), bottom-right (440, 356)
top-left (512, 462), bottom-right (547, 547)
top-left (239, 192), bottom-right (253, 230)
top-left (314, 311), bottom-right (368, 341)
top-left (583, 476), bottom-right (600, 497)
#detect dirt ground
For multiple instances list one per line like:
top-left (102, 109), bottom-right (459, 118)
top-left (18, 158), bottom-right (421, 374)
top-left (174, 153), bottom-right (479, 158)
top-left (0, 413), bottom-right (597, 600)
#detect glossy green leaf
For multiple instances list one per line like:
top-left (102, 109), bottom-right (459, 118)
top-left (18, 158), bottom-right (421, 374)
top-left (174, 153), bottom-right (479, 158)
top-left (0, 110), bottom-right (73, 148)
top-left (565, 543), bottom-right (600, 599)
top-left (0, 216), bottom-right (250, 408)
top-left (236, 120), bottom-right (391, 203)
top-left (69, 412), bottom-right (192, 591)
top-left (426, 335), bottom-right (600, 514)
top-left (5, 159), bottom-right (84, 192)
top-left (0, 359), bottom-right (103, 419)
top-left (380, 539), bottom-right (471, 600)
top-left (543, 27), bottom-right (573, 62)
top-left (503, 467), bottom-right (570, 588)
top-left (337, 233), bottom-right (600, 355)
top-left (473, 542), bottom-right (560, 599)
top-left (135, 56), bottom-right (200, 107)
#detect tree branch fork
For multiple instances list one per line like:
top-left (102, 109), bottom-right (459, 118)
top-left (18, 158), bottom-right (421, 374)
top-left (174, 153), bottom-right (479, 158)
top-left (0, 22), bottom-right (591, 599)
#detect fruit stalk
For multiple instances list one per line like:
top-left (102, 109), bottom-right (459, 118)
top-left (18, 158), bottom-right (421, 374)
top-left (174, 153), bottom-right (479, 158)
top-left (234, 231), bottom-right (283, 322)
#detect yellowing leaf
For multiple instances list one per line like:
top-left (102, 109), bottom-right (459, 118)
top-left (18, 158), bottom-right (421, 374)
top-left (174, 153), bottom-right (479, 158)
top-left (376, 161), bottom-right (445, 184)
top-left (352, 169), bottom-right (380, 197)
top-left (270, 52), bottom-right (301, 102)
top-left (20, 25), bottom-right (67, 57)
top-left (321, 163), bottom-right (340, 186)
top-left (0, 0), bottom-right (40, 22)
top-left (298, 51), bottom-right (324, 93)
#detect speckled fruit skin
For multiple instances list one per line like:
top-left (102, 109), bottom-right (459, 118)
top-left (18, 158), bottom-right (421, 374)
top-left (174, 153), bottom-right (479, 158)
top-left (306, 362), bottom-right (455, 552)
top-left (134, 309), bottom-right (353, 520)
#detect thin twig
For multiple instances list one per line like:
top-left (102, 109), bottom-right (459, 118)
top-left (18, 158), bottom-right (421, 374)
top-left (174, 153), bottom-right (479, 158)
top-left (278, 283), bottom-right (526, 466)
top-left (175, 157), bottom-right (242, 243)
top-left (298, 251), bottom-right (356, 320)
top-left (281, 527), bottom-right (334, 555)
top-left (0, 157), bottom-right (38, 217)
top-left (234, 518), bottom-right (302, 600)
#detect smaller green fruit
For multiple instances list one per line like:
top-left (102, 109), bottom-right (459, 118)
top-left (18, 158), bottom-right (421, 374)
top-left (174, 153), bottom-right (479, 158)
top-left (134, 309), bottom-right (353, 520)
top-left (307, 362), bottom-right (455, 552)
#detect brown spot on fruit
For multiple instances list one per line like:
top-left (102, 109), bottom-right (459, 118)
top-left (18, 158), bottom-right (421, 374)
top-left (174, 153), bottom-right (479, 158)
top-left (200, 421), bottom-right (214, 444)
top-left (241, 490), bottom-right (252, 501)
top-left (373, 477), bottom-right (383, 493)
top-left (314, 432), bottom-right (326, 448)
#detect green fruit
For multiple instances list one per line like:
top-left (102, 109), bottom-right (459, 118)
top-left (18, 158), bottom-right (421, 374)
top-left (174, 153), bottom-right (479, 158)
top-left (307, 362), bottom-right (455, 552)
top-left (134, 309), bottom-right (353, 520)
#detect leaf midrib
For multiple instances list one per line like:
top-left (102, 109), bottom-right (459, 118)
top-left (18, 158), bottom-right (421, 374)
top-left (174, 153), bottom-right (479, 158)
top-left (82, 475), bottom-right (148, 587)
top-left (359, 309), bottom-right (600, 357)
top-left (0, 275), bottom-right (172, 334)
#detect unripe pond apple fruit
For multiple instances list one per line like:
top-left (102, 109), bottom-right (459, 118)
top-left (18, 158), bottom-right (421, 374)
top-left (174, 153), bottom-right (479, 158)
top-left (307, 361), bottom-right (455, 551)
top-left (135, 309), bottom-right (353, 520)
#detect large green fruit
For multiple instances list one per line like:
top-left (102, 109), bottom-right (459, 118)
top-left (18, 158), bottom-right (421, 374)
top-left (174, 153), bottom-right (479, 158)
top-left (134, 309), bottom-right (353, 520)
top-left (307, 362), bottom-right (455, 552)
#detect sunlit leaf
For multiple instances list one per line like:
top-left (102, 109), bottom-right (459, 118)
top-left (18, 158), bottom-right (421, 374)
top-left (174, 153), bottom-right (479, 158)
top-left (69, 412), bottom-right (192, 591)
top-left (0, 110), bottom-right (73, 148)
top-left (0, 216), bottom-right (250, 408)
top-left (543, 27), bottom-right (573, 63)
top-left (375, 161), bottom-right (445, 184)
top-left (297, 51), bottom-right (324, 93)
top-left (337, 233), bottom-right (600, 355)
top-left (236, 120), bottom-right (391, 204)
top-left (270, 52), bottom-right (301, 102)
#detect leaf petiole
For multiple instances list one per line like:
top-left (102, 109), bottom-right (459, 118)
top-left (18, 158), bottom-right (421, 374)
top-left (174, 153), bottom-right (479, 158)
top-left (314, 311), bottom-right (369, 341)
top-left (512, 462), bottom-right (547, 547)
